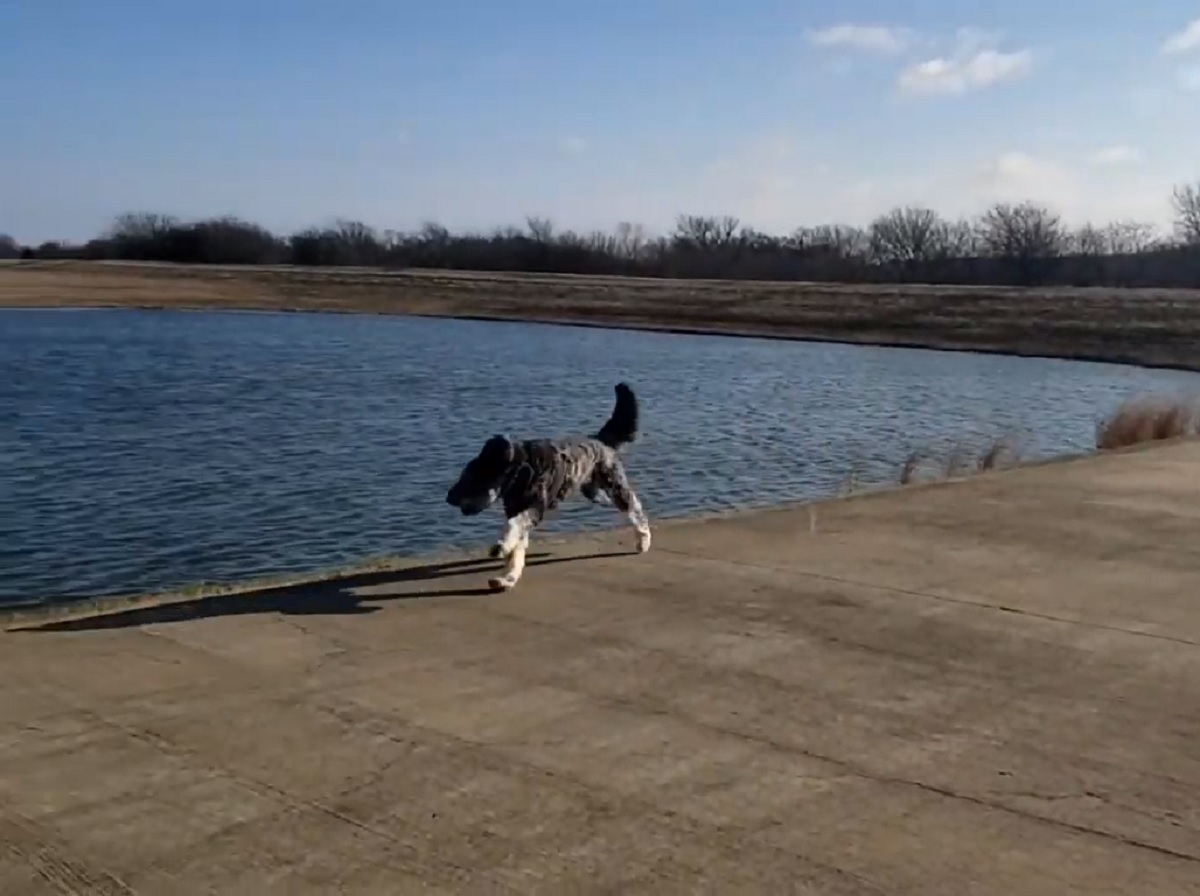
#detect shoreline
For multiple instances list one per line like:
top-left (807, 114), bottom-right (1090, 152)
top-left (400, 310), bottom-right (1200, 374)
top-left (2, 438), bottom-right (1125, 630)
top-left (5, 259), bottom-right (1200, 372)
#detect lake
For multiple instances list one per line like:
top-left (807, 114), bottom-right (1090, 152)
top-left (4, 308), bottom-right (1199, 607)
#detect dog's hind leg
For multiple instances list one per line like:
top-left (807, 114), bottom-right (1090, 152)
top-left (581, 477), bottom-right (613, 505)
top-left (488, 520), bottom-right (513, 559)
top-left (604, 462), bottom-right (652, 553)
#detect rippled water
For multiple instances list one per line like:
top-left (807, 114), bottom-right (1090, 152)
top-left (4, 308), bottom-right (1199, 606)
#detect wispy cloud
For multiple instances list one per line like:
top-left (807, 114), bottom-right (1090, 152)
top-left (897, 29), bottom-right (1033, 97)
top-left (810, 24), bottom-right (1033, 98)
top-left (806, 23), bottom-right (914, 55)
top-left (1161, 18), bottom-right (1200, 55)
top-left (898, 49), bottom-right (1033, 96)
top-left (1089, 144), bottom-right (1142, 165)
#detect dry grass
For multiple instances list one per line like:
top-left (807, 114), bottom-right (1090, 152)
top-left (1095, 397), bottom-right (1200, 450)
top-left (838, 435), bottom-right (1025, 497)
top-left (891, 436), bottom-right (1024, 489)
top-left (976, 438), bottom-right (1011, 471)
top-left (838, 462), bottom-right (864, 497)
top-left (898, 452), bottom-right (922, 485)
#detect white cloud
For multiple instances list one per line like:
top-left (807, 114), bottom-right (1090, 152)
top-left (559, 136), bottom-right (588, 156)
top-left (1089, 144), bottom-right (1142, 165)
top-left (898, 47), bottom-right (1033, 96)
top-left (806, 23), bottom-right (914, 55)
top-left (809, 24), bottom-right (1034, 98)
top-left (1162, 18), bottom-right (1200, 55)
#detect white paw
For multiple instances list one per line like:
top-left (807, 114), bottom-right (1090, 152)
top-left (488, 575), bottom-right (519, 592)
top-left (636, 531), bottom-right (652, 553)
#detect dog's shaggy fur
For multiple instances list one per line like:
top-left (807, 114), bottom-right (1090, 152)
top-left (445, 382), bottom-right (652, 591)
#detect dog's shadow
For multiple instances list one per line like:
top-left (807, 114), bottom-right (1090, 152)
top-left (17, 550), bottom-right (630, 634)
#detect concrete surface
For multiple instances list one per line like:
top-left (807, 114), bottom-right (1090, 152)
top-left (3, 443), bottom-right (1200, 894)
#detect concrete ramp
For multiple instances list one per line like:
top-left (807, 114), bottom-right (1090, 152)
top-left (3, 443), bottom-right (1200, 893)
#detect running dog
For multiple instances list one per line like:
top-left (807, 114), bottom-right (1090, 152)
top-left (445, 382), bottom-right (652, 591)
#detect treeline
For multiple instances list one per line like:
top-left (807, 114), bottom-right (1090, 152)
top-left (6, 182), bottom-right (1200, 288)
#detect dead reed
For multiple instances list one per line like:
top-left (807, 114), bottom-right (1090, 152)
top-left (1094, 397), bottom-right (1200, 451)
top-left (891, 436), bottom-right (1023, 489)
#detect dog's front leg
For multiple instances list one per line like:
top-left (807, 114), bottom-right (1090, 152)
top-left (489, 509), bottom-right (533, 560)
top-left (489, 530), bottom-right (529, 592)
top-left (607, 465), bottom-right (652, 553)
top-left (488, 508), bottom-right (539, 591)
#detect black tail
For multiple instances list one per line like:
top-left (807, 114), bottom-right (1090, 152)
top-left (595, 382), bottom-right (639, 449)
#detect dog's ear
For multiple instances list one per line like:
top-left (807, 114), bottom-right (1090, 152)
top-left (480, 434), bottom-right (515, 467)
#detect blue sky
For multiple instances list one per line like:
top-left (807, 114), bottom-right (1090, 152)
top-left (4, 1), bottom-right (1200, 243)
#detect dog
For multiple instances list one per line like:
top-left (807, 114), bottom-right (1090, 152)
top-left (445, 382), bottom-right (652, 591)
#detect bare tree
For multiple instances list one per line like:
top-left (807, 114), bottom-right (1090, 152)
top-left (492, 224), bottom-right (524, 241)
top-left (944, 219), bottom-right (980, 257)
top-left (1069, 220), bottom-right (1158, 257)
top-left (738, 228), bottom-right (779, 252)
top-left (100, 212), bottom-right (182, 260)
top-left (798, 224), bottom-right (869, 259)
top-left (418, 221), bottom-right (451, 246)
top-left (1105, 220), bottom-right (1159, 254)
top-left (1066, 222), bottom-right (1111, 285)
top-left (1070, 223), bottom-right (1108, 256)
top-left (671, 214), bottom-right (742, 250)
top-left (0, 233), bottom-right (19, 259)
top-left (867, 206), bottom-right (951, 268)
top-left (525, 216), bottom-right (555, 244)
top-left (612, 221), bottom-right (646, 259)
top-left (106, 212), bottom-right (178, 242)
top-left (582, 229), bottom-right (616, 257)
top-left (976, 202), bottom-right (1066, 283)
top-left (642, 235), bottom-right (672, 266)
top-left (335, 219), bottom-right (376, 243)
top-left (1171, 183), bottom-right (1200, 245)
top-left (333, 219), bottom-right (381, 264)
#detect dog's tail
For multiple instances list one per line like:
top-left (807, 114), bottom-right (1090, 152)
top-left (595, 382), bottom-right (639, 449)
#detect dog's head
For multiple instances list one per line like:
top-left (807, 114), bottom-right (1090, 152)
top-left (445, 435), bottom-right (516, 516)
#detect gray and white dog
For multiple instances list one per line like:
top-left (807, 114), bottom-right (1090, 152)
top-left (445, 382), bottom-right (652, 591)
